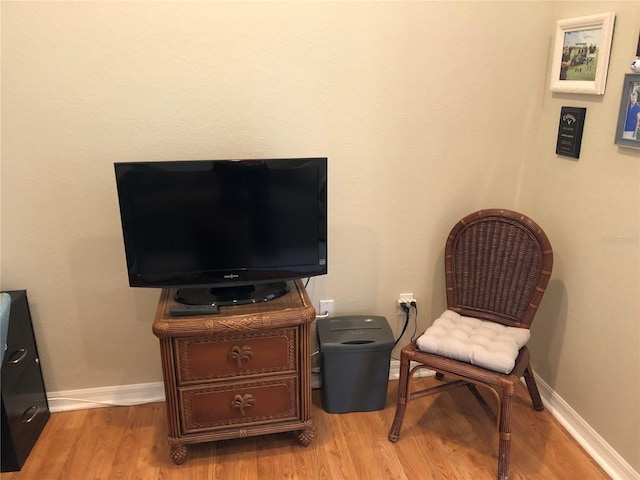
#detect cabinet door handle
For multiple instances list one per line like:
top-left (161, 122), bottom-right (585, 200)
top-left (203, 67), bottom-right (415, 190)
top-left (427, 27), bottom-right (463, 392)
top-left (228, 345), bottom-right (253, 367)
top-left (9, 348), bottom-right (28, 364)
top-left (230, 394), bottom-right (255, 416)
top-left (22, 406), bottom-right (40, 423)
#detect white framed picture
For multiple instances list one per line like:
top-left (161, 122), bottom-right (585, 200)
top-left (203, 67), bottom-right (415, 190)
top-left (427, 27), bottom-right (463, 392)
top-left (549, 13), bottom-right (615, 95)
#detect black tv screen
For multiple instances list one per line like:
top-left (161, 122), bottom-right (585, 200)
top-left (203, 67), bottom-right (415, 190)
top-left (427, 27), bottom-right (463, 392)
top-left (114, 158), bottom-right (327, 309)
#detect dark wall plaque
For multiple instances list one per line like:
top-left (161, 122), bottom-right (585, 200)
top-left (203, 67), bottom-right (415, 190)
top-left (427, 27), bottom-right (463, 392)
top-left (556, 106), bottom-right (586, 159)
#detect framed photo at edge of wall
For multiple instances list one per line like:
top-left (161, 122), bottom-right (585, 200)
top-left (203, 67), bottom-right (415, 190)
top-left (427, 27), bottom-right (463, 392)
top-left (549, 13), bottom-right (615, 95)
top-left (615, 74), bottom-right (640, 149)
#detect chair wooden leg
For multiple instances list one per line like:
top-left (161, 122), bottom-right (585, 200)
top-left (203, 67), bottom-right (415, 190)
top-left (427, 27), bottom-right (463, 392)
top-left (523, 365), bottom-right (544, 411)
top-left (497, 390), bottom-right (514, 480)
top-left (388, 353), bottom-right (411, 443)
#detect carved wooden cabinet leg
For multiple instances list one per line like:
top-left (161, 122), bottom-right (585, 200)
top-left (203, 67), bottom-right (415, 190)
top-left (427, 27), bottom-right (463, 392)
top-left (297, 419), bottom-right (315, 447)
top-left (170, 444), bottom-right (188, 465)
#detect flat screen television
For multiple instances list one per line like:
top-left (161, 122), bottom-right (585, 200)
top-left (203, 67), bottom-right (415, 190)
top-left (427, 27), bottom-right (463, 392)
top-left (114, 157), bottom-right (327, 313)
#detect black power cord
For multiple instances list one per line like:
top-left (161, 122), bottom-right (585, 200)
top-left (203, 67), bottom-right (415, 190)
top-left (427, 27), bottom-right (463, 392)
top-left (410, 300), bottom-right (419, 341)
top-left (394, 302), bottom-right (411, 347)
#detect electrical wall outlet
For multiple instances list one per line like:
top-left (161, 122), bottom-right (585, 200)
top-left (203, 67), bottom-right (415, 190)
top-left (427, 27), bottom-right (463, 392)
top-left (397, 293), bottom-right (416, 313)
top-left (319, 299), bottom-right (334, 317)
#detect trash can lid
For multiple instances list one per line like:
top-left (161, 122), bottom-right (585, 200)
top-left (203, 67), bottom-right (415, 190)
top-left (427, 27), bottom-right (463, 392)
top-left (317, 315), bottom-right (394, 350)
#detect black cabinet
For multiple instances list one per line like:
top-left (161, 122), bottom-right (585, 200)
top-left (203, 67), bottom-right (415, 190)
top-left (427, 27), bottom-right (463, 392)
top-left (1, 290), bottom-right (50, 472)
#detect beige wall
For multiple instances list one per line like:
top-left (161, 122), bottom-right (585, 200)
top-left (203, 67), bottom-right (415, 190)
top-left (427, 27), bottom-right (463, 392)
top-left (1, 1), bottom-right (638, 473)
top-left (525, 2), bottom-right (640, 471)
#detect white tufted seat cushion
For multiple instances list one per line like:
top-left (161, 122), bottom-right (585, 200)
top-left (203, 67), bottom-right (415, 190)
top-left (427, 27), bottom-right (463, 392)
top-left (416, 310), bottom-right (530, 374)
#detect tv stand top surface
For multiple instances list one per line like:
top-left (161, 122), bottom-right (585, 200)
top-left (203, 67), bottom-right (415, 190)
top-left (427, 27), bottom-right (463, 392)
top-left (152, 279), bottom-right (315, 339)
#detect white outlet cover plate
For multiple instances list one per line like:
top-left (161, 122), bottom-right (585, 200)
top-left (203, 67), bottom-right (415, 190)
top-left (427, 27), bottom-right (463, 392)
top-left (319, 300), bottom-right (334, 316)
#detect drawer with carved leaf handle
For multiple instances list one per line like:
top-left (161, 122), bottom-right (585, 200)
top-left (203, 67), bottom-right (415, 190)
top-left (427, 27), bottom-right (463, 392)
top-left (175, 328), bottom-right (297, 385)
top-left (179, 375), bottom-right (299, 434)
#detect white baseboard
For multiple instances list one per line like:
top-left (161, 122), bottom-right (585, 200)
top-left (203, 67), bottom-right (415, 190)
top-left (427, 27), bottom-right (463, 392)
top-left (47, 382), bottom-right (165, 412)
top-left (389, 359), bottom-right (435, 379)
top-left (46, 364), bottom-right (638, 480)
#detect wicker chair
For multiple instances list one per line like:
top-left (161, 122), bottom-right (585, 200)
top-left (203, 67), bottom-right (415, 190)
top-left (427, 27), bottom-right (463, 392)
top-left (388, 209), bottom-right (553, 480)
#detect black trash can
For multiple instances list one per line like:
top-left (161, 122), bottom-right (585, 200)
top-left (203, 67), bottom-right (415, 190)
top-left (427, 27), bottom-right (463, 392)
top-left (316, 315), bottom-right (394, 413)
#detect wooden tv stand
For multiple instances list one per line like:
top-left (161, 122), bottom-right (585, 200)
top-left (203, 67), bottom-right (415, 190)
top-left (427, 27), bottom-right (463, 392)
top-left (152, 279), bottom-right (316, 465)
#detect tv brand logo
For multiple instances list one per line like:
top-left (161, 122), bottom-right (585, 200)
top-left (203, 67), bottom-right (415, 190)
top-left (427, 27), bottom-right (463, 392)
top-left (224, 274), bottom-right (240, 279)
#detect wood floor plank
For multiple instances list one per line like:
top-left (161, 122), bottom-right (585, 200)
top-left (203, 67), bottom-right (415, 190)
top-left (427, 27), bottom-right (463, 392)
top-left (312, 400), bottom-right (359, 479)
top-left (0, 378), bottom-right (610, 480)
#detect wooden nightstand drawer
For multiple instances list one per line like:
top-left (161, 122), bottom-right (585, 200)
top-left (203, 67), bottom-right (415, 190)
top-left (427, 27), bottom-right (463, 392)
top-left (179, 376), bottom-right (299, 434)
top-left (175, 328), bottom-right (297, 384)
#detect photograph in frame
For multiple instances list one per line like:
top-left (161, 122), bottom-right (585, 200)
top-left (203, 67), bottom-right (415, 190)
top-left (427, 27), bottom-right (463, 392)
top-left (549, 13), bottom-right (615, 95)
top-left (615, 74), bottom-right (640, 149)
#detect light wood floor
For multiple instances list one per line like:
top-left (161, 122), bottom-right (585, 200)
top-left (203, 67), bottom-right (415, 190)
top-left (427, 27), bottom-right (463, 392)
top-left (1, 377), bottom-right (609, 480)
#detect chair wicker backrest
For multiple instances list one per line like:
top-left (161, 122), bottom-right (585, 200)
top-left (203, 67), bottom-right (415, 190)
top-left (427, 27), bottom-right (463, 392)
top-left (445, 209), bottom-right (553, 329)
